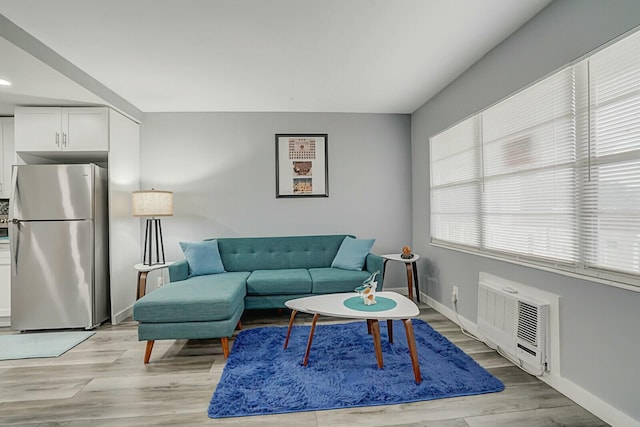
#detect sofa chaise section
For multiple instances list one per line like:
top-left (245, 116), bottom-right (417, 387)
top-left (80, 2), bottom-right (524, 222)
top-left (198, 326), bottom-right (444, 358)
top-left (132, 272), bottom-right (248, 362)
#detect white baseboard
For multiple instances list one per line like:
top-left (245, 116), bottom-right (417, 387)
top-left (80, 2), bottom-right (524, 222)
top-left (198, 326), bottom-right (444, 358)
top-left (542, 373), bottom-right (640, 427)
top-left (384, 286), bottom-right (409, 296)
top-left (424, 293), bottom-right (481, 338)
top-left (111, 305), bottom-right (132, 325)
top-left (422, 292), bottom-right (639, 427)
top-left (0, 308), bottom-right (9, 327)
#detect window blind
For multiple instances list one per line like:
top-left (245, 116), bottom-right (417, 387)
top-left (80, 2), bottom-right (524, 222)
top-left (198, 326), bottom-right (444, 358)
top-left (430, 117), bottom-right (481, 247)
top-left (583, 30), bottom-right (640, 276)
top-left (481, 67), bottom-right (577, 264)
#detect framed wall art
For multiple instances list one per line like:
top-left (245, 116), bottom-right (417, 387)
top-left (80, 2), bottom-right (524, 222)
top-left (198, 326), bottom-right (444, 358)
top-left (275, 133), bottom-right (328, 198)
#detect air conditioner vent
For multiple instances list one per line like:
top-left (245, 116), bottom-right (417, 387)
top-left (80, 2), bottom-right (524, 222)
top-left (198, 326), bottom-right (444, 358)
top-left (518, 301), bottom-right (539, 346)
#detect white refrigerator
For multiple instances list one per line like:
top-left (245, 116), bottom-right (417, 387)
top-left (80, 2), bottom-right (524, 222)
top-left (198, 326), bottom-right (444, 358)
top-left (9, 164), bottom-right (109, 330)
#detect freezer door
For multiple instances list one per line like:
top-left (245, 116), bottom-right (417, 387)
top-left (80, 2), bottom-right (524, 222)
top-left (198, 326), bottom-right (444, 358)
top-left (11, 164), bottom-right (94, 221)
top-left (11, 220), bottom-right (96, 330)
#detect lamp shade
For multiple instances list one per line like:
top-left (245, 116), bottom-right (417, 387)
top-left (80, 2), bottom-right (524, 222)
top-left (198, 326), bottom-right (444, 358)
top-left (132, 190), bottom-right (173, 217)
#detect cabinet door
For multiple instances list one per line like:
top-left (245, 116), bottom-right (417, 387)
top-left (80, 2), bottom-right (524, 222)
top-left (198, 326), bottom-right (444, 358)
top-left (63, 108), bottom-right (109, 151)
top-left (0, 119), bottom-right (14, 198)
top-left (0, 245), bottom-right (10, 326)
top-left (14, 107), bottom-right (62, 151)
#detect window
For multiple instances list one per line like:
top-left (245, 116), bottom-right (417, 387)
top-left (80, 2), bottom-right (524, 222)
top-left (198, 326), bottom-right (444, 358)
top-left (481, 67), bottom-right (577, 265)
top-left (430, 29), bottom-right (640, 286)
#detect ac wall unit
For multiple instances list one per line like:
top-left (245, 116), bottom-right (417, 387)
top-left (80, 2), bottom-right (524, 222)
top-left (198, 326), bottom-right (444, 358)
top-left (477, 280), bottom-right (549, 373)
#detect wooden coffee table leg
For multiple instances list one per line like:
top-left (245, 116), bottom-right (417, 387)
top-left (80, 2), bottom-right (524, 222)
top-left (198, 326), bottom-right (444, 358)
top-left (283, 310), bottom-right (298, 349)
top-left (402, 319), bottom-right (422, 384)
top-left (367, 319), bottom-right (372, 334)
top-left (303, 313), bottom-right (320, 366)
top-left (370, 319), bottom-right (384, 369)
top-left (387, 319), bottom-right (394, 344)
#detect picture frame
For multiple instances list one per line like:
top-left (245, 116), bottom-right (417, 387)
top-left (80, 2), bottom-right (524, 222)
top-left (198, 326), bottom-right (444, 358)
top-left (275, 133), bottom-right (329, 198)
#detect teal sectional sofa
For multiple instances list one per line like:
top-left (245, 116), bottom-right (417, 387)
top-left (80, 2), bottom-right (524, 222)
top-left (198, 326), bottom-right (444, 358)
top-left (132, 235), bottom-right (383, 363)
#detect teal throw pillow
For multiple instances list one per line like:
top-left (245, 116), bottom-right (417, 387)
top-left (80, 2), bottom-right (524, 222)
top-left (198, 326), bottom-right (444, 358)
top-left (179, 240), bottom-right (226, 277)
top-left (331, 236), bottom-right (375, 271)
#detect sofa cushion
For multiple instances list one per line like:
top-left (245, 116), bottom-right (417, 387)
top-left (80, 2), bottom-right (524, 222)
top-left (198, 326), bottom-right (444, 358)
top-left (246, 269), bottom-right (312, 295)
top-left (216, 235), bottom-right (350, 271)
top-left (309, 267), bottom-right (372, 294)
top-left (331, 236), bottom-right (375, 271)
top-left (133, 272), bottom-right (248, 323)
top-left (179, 239), bottom-right (226, 276)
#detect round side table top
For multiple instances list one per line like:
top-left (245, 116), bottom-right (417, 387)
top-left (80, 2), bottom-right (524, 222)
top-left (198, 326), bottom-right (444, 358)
top-left (382, 253), bottom-right (420, 263)
top-left (134, 262), bottom-right (174, 272)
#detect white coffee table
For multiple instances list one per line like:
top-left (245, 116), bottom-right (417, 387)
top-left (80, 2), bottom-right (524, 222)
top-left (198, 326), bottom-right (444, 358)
top-left (284, 291), bottom-right (422, 383)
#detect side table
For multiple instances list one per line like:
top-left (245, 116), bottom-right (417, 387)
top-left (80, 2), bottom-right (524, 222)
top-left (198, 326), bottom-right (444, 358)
top-left (134, 262), bottom-right (174, 300)
top-left (381, 254), bottom-right (420, 302)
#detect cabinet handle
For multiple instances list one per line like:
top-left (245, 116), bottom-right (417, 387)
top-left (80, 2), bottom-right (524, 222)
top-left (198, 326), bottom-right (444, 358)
top-left (56, 132), bottom-right (60, 147)
top-left (63, 133), bottom-right (67, 147)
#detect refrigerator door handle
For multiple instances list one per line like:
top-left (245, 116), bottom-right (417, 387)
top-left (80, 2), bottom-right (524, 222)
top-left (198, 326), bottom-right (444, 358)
top-left (11, 220), bottom-right (20, 276)
top-left (10, 166), bottom-right (20, 276)
top-left (10, 164), bottom-right (19, 214)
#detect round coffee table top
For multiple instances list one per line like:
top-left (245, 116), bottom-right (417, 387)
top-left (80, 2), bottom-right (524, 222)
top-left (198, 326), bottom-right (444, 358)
top-left (285, 291), bottom-right (419, 320)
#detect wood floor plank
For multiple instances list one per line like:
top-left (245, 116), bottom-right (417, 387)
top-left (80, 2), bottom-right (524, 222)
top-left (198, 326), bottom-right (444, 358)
top-left (445, 338), bottom-right (494, 355)
top-left (0, 387), bottom-right (213, 424)
top-left (0, 352), bottom-right (217, 382)
top-left (486, 366), bottom-right (542, 387)
top-left (462, 351), bottom-right (515, 369)
top-left (4, 410), bottom-right (319, 427)
top-left (0, 376), bottom-right (91, 403)
top-left (315, 382), bottom-right (579, 426)
top-left (0, 349), bottom-right (125, 369)
top-left (465, 405), bottom-right (609, 426)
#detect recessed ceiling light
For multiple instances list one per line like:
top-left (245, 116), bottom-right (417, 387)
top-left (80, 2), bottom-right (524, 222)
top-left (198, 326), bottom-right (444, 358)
top-left (0, 79), bottom-right (11, 86)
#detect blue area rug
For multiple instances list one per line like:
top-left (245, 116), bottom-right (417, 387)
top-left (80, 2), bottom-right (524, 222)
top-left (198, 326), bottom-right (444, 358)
top-left (209, 319), bottom-right (503, 418)
top-left (0, 331), bottom-right (95, 360)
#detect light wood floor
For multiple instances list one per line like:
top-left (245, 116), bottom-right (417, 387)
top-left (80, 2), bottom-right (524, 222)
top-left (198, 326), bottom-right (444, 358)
top-left (0, 305), bottom-right (608, 426)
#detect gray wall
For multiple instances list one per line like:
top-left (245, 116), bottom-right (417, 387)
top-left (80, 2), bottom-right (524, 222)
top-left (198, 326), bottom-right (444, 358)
top-left (412, 0), bottom-right (640, 422)
top-left (140, 112), bottom-right (412, 286)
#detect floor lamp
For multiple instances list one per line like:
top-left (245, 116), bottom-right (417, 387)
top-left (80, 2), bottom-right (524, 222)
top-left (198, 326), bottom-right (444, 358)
top-left (132, 189), bottom-right (174, 266)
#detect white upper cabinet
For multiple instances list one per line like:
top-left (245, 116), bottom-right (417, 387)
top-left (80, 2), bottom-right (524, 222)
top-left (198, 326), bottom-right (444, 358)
top-left (15, 107), bottom-right (109, 152)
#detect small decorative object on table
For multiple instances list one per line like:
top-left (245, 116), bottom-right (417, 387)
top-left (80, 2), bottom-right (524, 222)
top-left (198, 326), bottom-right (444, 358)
top-left (401, 246), bottom-right (414, 259)
top-left (355, 271), bottom-right (379, 305)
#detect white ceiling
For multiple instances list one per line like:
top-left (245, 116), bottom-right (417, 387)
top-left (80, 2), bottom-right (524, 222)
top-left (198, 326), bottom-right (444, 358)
top-left (0, 35), bottom-right (107, 116)
top-left (0, 0), bottom-right (551, 115)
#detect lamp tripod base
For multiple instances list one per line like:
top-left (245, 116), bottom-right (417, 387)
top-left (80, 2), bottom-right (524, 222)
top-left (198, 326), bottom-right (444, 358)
top-left (143, 218), bottom-right (166, 266)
